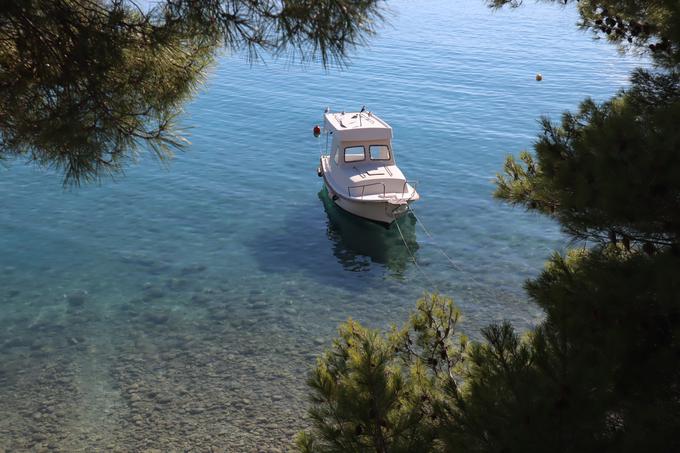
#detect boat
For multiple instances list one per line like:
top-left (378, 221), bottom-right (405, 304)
top-left (316, 108), bottom-right (419, 225)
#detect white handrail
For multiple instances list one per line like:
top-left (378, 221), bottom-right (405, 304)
top-left (347, 182), bottom-right (386, 199)
top-left (401, 180), bottom-right (418, 200)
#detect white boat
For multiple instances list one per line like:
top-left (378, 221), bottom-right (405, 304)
top-left (316, 109), bottom-right (419, 226)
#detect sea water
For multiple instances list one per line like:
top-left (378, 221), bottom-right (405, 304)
top-left (0, 0), bottom-right (642, 450)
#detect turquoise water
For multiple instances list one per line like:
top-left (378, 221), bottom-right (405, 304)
top-left (0, 1), bottom-right (642, 451)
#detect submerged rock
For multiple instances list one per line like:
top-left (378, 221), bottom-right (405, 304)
top-left (120, 252), bottom-right (156, 267)
top-left (248, 301), bottom-right (268, 311)
top-left (180, 264), bottom-right (207, 275)
top-left (191, 293), bottom-right (211, 305)
top-left (143, 313), bottom-right (169, 325)
top-left (142, 287), bottom-right (165, 301)
top-left (4, 337), bottom-right (31, 348)
top-left (209, 310), bottom-right (229, 321)
top-left (65, 290), bottom-right (88, 307)
top-left (166, 278), bottom-right (190, 290)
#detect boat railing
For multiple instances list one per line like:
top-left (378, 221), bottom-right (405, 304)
top-left (402, 180), bottom-right (418, 200)
top-left (348, 182), bottom-right (386, 199)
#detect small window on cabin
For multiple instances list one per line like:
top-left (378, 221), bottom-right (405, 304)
top-left (369, 145), bottom-right (391, 161)
top-left (334, 147), bottom-right (340, 165)
top-left (344, 146), bottom-right (365, 163)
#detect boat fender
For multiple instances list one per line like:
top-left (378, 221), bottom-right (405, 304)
top-left (317, 167), bottom-right (323, 177)
top-left (313, 125), bottom-right (321, 136)
top-left (332, 194), bottom-right (339, 202)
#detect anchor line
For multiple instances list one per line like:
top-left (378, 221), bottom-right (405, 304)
top-left (407, 207), bottom-right (482, 284)
top-left (405, 206), bottom-right (524, 304)
top-left (394, 219), bottom-right (440, 293)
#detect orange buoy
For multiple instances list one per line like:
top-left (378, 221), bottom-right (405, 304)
top-left (535, 73), bottom-right (543, 82)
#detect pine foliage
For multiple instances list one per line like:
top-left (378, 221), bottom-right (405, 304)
top-left (296, 295), bottom-right (467, 453)
top-left (473, 1), bottom-right (680, 450)
top-left (0, 0), bottom-right (385, 184)
top-left (442, 249), bottom-right (680, 453)
top-left (495, 69), bottom-right (680, 248)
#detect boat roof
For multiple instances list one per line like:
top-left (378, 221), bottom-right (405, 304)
top-left (324, 111), bottom-right (392, 141)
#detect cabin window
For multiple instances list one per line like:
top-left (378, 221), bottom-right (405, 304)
top-left (334, 147), bottom-right (340, 165)
top-left (344, 146), bottom-right (365, 163)
top-left (369, 145), bottom-right (391, 161)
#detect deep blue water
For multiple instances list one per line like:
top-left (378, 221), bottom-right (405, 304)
top-left (0, 1), bottom-right (642, 450)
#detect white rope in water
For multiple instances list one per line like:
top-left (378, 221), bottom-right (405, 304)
top-left (408, 207), bottom-right (486, 287)
top-left (405, 206), bottom-right (524, 304)
top-left (394, 219), bottom-right (440, 293)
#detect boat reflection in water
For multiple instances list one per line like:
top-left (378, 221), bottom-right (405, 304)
top-left (318, 187), bottom-right (419, 275)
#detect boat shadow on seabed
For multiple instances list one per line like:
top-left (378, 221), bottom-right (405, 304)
top-left (318, 187), bottom-right (419, 276)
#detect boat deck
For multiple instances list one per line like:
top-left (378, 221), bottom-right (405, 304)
top-left (321, 157), bottom-right (418, 202)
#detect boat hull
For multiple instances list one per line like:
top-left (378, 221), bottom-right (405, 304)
top-left (324, 182), bottom-right (411, 225)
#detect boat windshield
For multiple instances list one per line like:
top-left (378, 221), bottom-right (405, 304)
top-left (369, 145), bottom-right (390, 161)
top-left (344, 146), bottom-right (365, 163)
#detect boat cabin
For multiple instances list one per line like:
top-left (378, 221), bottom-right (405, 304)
top-left (323, 111), bottom-right (395, 167)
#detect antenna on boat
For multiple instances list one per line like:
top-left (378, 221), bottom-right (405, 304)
top-left (359, 105), bottom-right (366, 126)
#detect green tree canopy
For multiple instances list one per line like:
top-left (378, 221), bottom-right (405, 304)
top-left (441, 248), bottom-right (680, 452)
top-left (496, 69), bottom-right (680, 248)
top-left (296, 295), bottom-right (467, 453)
top-left (462, 1), bottom-right (680, 450)
top-left (473, 1), bottom-right (680, 449)
top-left (0, 0), bottom-right (384, 184)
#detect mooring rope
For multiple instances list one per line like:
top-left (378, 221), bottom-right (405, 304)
top-left (394, 218), bottom-right (440, 293)
top-left (408, 207), bottom-right (486, 287)
top-left (403, 206), bottom-right (525, 304)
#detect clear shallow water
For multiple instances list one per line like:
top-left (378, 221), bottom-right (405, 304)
top-left (0, 1), bottom-right (642, 451)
